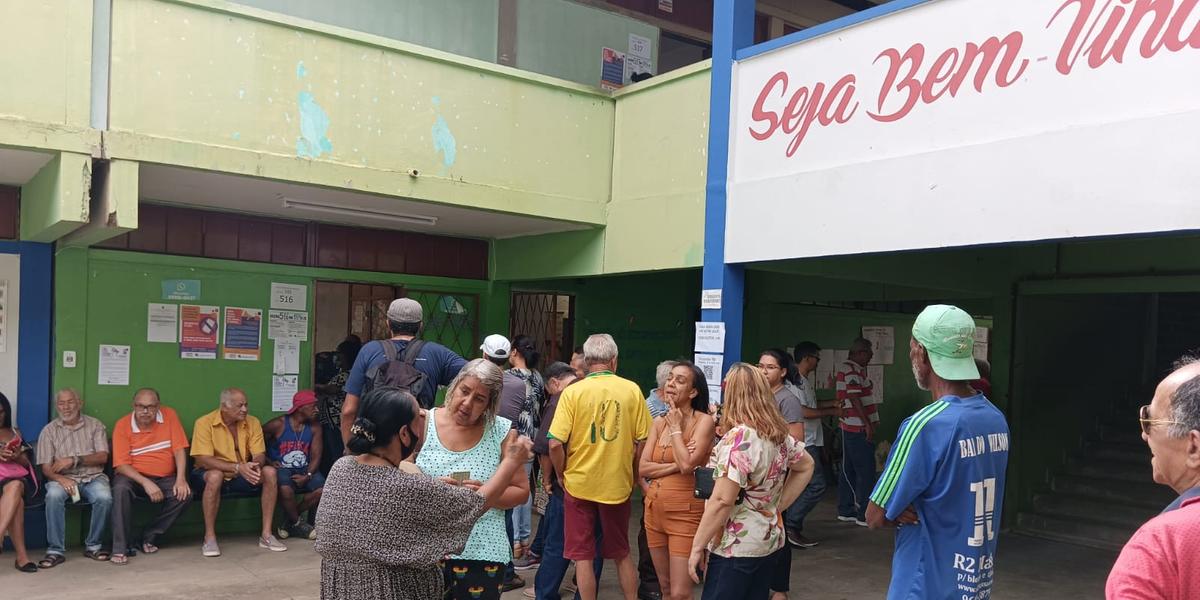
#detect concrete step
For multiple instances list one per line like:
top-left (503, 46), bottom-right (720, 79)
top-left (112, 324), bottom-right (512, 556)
top-left (1015, 512), bottom-right (1132, 552)
top-left (1072, 458), bottom-right (1154, 483)
top-left (1030, 493), bottom-right (1155, 530)
top-left (1083, 443), bottom-right (1151, 466)
top-left (1052, 473), bottom-right (1175, 510)
top-left (1099, 425), bottom-right (1144, 446)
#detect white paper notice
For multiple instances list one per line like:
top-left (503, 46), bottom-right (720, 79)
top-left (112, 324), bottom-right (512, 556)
top-left (628, 33), bottom-right (652, 59)
top-left (867, 365), bottom-right (885, 404)
top-left (700, 289), bottom-right (722, 310)
top-left (272, 375), bottom-right (298, 412)
top-left (862, 326), bottom-right (895, 365)
top-left (694, 322), bottom-right (725, 353)
top-left (147, 303), bottom-right (178, 343)
top-left (815, 349), bottom-right (838, 389)
top-left (98, 345), bottom-right (131, 386)
top-left (694, 353), bottom-right (724, 386)
top-left (268, 310), bottom-right (309, 341)
top-left (973, 342), bottom-right (989, 361)
top-left (270, 282), bottom-right (308, 311)
top-left (709, 385), bottom-right (723, 407)
top-left (273, 339), bottom-right (300, 375)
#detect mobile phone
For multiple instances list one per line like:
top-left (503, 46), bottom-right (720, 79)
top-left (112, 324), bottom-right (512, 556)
top-left (3, 436), bottom-right (21, 453)
top-left (450, 471), bottom-right (470, 483)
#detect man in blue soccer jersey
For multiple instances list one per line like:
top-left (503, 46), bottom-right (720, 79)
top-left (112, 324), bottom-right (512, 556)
top-left (867, 305), bottom-right (1010, 600)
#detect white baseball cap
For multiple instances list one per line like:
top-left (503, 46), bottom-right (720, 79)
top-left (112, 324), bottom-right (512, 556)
top-left (480, 334), bottom-right (511, 359)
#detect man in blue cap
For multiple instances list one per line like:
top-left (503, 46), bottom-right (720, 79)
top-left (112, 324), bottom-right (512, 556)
top-left (867, 305), bottom-right (1010, 600)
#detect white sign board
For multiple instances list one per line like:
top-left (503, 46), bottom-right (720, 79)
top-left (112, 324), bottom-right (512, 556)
top-left (861, 326), bottom-right (895, 365)
top-left (694, 353), bottom-right (724, 386)
top-left (701, 289), bottom-right (722, 310)
top-left (694, 322), bottom-right (726, 353)
top-left (727, 0), bottom-right (1200, 263)
top-left (270, 282), bottom-right (307, 311)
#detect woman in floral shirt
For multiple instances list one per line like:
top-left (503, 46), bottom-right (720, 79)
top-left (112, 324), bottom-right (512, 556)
top-left (688, 363), bottom-right (814, 599)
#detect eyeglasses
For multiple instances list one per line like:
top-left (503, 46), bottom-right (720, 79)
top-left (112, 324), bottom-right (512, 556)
top-left (1138, 405), bottom-right (1182, 435)
top-left (756, 364), bottom-right (781, 371)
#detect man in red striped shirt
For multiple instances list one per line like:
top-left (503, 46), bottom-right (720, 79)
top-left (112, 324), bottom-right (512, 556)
top-left (836, 338), bottom-right (878, 526)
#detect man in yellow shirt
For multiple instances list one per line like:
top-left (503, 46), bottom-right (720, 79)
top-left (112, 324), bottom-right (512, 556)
top-left (549, 334), bottom-right (651, 600)
top-left (190, 388), bottom-right (286, 557)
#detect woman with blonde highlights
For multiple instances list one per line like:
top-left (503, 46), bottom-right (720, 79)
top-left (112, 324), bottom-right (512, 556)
top-left (688, 364), bottom-right (814, 600)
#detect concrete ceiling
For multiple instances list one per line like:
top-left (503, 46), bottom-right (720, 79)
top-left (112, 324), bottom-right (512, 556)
top-left (139, 164), bottom-right (592, 240)
top-left (0, 148), bottom-right (53, 186)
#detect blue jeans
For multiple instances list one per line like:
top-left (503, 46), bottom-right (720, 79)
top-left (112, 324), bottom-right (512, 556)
top-left (784, 445), bottom-right (827, 532)
top-left (45, 477), bottom-right (113, 555)
top-left (836, 430), bottom-right (876, 521)
top-left (510, 461), bottom-right (533, 542)
top-left (534, 491), bottom-right (603, 600)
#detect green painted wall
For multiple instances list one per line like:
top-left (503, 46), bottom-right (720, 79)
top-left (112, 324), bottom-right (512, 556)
top-left (516, 0), bottom-right (658, 87)
top-left (514, 269), bottom-right (701, 393)
top-left (233, 0), bottom-right (500, 63)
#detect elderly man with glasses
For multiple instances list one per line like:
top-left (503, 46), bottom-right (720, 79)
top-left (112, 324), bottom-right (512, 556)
top-left (109, 388), bottom-right (192, 565)
top-left (1107, 357), bottom-right (1200, 600)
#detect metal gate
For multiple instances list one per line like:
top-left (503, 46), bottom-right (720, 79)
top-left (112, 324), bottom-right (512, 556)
top-left (510, 292), bottom-right (575, 366)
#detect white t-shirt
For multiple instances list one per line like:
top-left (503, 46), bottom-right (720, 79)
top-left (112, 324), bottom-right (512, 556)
top-left (791, 375), bottom-right (823, 447)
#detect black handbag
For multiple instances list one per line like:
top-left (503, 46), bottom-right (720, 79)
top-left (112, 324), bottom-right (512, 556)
top-left (693, 467), bottom-right (745, 504)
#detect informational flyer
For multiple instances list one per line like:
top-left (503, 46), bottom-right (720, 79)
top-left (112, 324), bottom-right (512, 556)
top-left (700, 289), bottom-right (722, 310)
top-left (600, 47), bottom-right (626, 91)
top-left (98, 344), bottom-right (131, 386)
top-left (270, 282), bottom-right (307, 311)
top-left (179, 304), bottom-right (220, 359)
top-left (694, 322), bottom-right (725, 353)
top-left (273, 339), bottom-right (300, 375)
top-left (272, 375), bottom-right (298, 412)
top-left (147, 303), bottom-right (178, 343)
top-left (268, 310), bottom-right (309, 341)
top-left (973, 327), bottom-right (990, 360)
top-left (223, 307), bottom-right (262, 361)
top-left (694, 353), bottom-right (724, 386)
top-left (867, 365), bottom-right (885, 404)
top-left (862, 326), bottom-right (895, 365)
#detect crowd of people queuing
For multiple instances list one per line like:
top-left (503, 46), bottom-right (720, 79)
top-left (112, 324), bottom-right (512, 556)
top-left (1, 297), bottom-right (1198, 600)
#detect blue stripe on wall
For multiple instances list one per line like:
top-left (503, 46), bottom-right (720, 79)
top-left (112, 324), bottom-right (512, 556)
top-left (0, 241), bottom-right (53, 437)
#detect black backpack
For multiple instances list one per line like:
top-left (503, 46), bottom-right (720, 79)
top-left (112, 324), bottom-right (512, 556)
top-left (363, 339), bottom-right (429, 406)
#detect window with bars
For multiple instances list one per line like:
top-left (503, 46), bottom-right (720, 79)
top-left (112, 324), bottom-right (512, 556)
top-left (405, 290), bottom-right (481, 360)
top-left (510, 292), bottom-right (575, 366)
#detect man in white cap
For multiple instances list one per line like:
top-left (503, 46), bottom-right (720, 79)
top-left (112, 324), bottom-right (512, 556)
top-left (481, 334), bottom-right (512, 367)
top-left (866, 305), bottom-right (1010, 600)
top-left (340, 297), bottom-right (467, 442)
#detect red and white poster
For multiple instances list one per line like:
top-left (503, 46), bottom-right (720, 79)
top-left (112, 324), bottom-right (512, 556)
top-left (180, 304), bottom-right (219, 359)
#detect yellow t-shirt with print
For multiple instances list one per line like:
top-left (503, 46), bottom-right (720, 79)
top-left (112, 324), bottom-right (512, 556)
top-left (548, 372), bottom-right (651, 504)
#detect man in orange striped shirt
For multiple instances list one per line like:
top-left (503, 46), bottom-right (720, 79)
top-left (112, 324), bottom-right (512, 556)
top-left (109, 388), bottom-right (192, 565)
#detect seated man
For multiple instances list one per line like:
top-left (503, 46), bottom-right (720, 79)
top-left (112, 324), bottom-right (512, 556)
top-left (36, 388), bottom-right (112, 568)
top-left (263, 390), bottom-right (324, 541)
top-left (190, 388), bottom-right (287, 557)
top-left (110, 388), bottom-right (192, 565)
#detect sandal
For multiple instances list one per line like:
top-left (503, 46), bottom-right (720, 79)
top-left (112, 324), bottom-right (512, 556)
top-left (110, 554), bottom-right (129, 566)
top-left (37, 554), bottom-right (65, 569)
top-left (141, 542), bottom-right (159, 554)
top-left (14, 560), bottom-right (37, 573)
top-left (83, 549), bottom-right (110, 562)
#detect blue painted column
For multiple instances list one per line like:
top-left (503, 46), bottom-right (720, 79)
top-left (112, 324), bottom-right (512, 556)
top-left (0, 241), bottom-right (53, 437)
top-left (701, 0), bottom-right (755, 375)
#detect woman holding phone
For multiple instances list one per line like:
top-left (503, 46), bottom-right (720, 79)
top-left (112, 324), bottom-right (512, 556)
top-left (415, 359), bottom-right (531, 600)
top-left (0, 392), bottom-right (37, 573)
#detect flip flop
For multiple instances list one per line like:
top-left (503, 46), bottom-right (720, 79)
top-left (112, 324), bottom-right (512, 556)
top-left (141, 542), bottom-right (159, 554)
top-left (37, 554), bottom-right (65, 569)
top-left (110, 554), bottom-right (129, 566)
top-left (14, 560), bottom-right (37, 573)
top-left (83, 550), bottom-right (110, 562)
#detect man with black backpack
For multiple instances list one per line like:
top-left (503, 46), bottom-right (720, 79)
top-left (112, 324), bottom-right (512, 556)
top-left (339, 298), bottom-right (467, 443)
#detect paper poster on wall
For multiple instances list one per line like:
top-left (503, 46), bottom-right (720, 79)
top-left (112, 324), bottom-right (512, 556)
top-left (657, 0), bottom-right (673, 13)
top-left (273, 339), bottom-right (300, 375)
top-left (867, 365), bottom-right (885, 404)
top-left (625, 54), bottom-right (653, 84)
top-left (272, 375), bottom-right (299, 412)
top-left (700, 289), bottom-right (722, 310)
top-left (161, 279), bottom-right (200, 301)
top-left (147, 303), bottom-right (178, 343)
top-left (179, 304), bottom-right (220, 359)
top-left (972, 327), bottom-right (990, 361)
top-left (861, 326), bottom-right (895, 365)
top-left (815, 349), bottom-right (841, 389)
top-left (98, 344), bottom-right (131, 386)
top-left (709, 385), bottom-right (722, 407)
top-left (600, 47), bottom-right (626, 91)
top-left (628, 33), bottom-right (652, 59)
top-left (268, 310), bottom-right (309, 341)
top-left (270, 282), bottom-right (307, 311)
top-left (223, 307), bottom-right (263, 361)
top-left (0, 279), bottom-right (7, 354)
top-left (694, 322), bottom-right (725, 353)
top-left (694, 353), bottom-right (724, 386)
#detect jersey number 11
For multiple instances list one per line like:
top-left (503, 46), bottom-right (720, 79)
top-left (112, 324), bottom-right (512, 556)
top-left (967, 478), bottom-right (997, 547)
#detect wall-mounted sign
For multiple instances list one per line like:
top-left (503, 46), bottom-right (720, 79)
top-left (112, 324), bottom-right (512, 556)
top-left (270, 282), bottom-right (307, 311)
top-left (727, 0), bottom-right (1200, 263)
top-left (180, 304), bottom-right (219, 359)
top-left (162, 279), bottom-right (201, 301)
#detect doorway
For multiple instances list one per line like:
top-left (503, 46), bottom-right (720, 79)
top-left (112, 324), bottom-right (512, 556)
top-left (510, 292), bottom-right (575, 366)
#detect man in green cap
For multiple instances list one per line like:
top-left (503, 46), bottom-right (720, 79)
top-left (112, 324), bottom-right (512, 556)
top-left (866, 305), bottom-right (1010, 600)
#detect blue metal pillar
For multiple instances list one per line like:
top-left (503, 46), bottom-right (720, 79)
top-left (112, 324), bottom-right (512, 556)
top-left (701, 0), bottom-right (755, 377)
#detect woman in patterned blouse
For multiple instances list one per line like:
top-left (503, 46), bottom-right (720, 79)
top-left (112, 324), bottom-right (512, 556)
top-left (315, 386), bottom-right (532, 600)
top-left (687, 363), bottom-right (814, 600)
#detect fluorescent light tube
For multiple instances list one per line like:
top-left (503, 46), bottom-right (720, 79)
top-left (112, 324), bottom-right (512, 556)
top-left (280, 197), bottom-right (438, 227)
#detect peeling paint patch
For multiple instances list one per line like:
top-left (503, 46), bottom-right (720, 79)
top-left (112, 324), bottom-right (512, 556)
top-left (232, 132), bottom-right (241, 140)
top-left (296, 60), bottom-right (307, 79)
top-left (431, 97), bottom-right (457, 172)
top-left (296, 91), bottom-right (333, 158)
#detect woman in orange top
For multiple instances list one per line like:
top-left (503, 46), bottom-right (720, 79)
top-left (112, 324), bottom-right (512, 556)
top-left (640, 361), bottom-right (716, 600)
